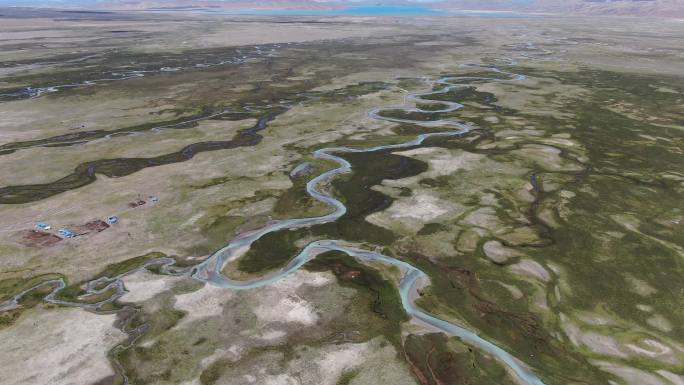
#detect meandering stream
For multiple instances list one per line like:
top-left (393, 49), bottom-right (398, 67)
top-left (192, 65), bottom-right (547, 385)
top-left (0, 63), bottom-right (546, 385)
top-left (0, 44), bottom-right (280, 103)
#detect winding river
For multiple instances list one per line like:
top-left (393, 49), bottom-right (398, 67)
top-left (0, 63), bottom-right (545, 385)
top-left (0, 44), bottom-right (280, 103)
top-left (192, 65), bottom-right (546, 385)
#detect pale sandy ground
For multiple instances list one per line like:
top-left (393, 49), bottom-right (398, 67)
top-left (0, 143), bottom-right (292, 283)
top-left (511, 144), bottom-right (584, 172)
top-left (461, 206), bottom-right (508, 232)
top-left (498, 281), bottom-right (524, 300)
top-left (287, 338), bottom-right (417, 385)
top-left (189, 21), bottom-right (399, 50)
top-left (0, 118), bottom-right (254, 186)
top-left (509, 259), bottom-right (551, 282)
top-left (560, 310), bottom-right (684, 384)
top-left (173, 281), bottom-right (233, 326)
top-left (0, 306), bottom-right (125, 385)
top-left (365, 147), bottom-right (494, 235)
top-left (0, 266), bottom-right (417, 385)
top-left (0, 16), bottom-right (401, 63)
top-left (395, 147), bottom-right (486, 177)
top-left (366, 191), bottom-right (463, 234)
top-left (592, 360), bottom-right (675, 385)
top-left (482, 239), bottom-right (521, 263)
top-left (0, 89), bottom-right (181, 144)
top-left (218, 338), bottom-right (418, 385)
top-left (122, 268), bottom-right (336, 331)
top-left (117, 265), bottom-right (417, 385)
top-left (120, 269), bottom-right (184, 303)
top-left (252, 270), bottom-right (332, 326)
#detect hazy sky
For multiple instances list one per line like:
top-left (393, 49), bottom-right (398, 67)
top-left (0, 0), bottom-right (534, 6)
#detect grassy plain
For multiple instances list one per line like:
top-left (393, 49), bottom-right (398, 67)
top-left (0, 9), bottom-right (682, 385)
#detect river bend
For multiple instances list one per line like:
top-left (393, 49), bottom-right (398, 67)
top-left (192, 65), bottom-right (546, 385)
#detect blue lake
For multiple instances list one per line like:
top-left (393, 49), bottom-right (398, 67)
top-left (207, 6), bottom-right (531, 17)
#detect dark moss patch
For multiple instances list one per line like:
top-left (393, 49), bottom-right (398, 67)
top-left (116, 308), bottom-right (187, 385)
top-left (378, 108), bottom-right (449, 122)
top-left (308, 81), bottom-right (390, 102)
top-left (0, 273), bottom-right (62, 302)
top-left (101, 252), bottom-right (167, 278)
top-left (54, 251), bottom-right (166, 303)
top-left (416, 102), bottom-right (450, 111)
top-left (198, 215), bottom-right (245, 251)
top-left (272, 174), bottom-right (325, 218)
top-left (0, 110), bottom-right (255, 155)
top-left (0, 107), bottom-right (289, 204)
top-left (418, 223), bottom-right (449, 236)
top-left (336, 368), bottom-right (360, 385)
top-left (305, 250), bottom-right (408, 347)
top-left (422, 86), bottom-right (497, 106)
top-left (238, 149), bottom-right (427, 274)
top-left (403, 333), bottom-right (515, 385)
top-left (199, 358), bottom-right (232, 385)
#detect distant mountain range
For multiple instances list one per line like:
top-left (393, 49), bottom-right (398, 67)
top-left (450, 0), bottom-right (684, 17)
top-left (3, 0), bottom-right (683, 18)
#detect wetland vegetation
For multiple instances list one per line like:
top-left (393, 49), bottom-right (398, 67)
top-left (0, 10), bottom-right (682, 385)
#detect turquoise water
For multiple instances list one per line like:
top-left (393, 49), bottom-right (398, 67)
top-left (0, 1), bottom-right (531, 17)
top-left (208, 6), bottom-right (530, 17)
top-left (236, 6), bottom-right (443, 16)
top-left (192, 68), bottom-right (546, 385)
